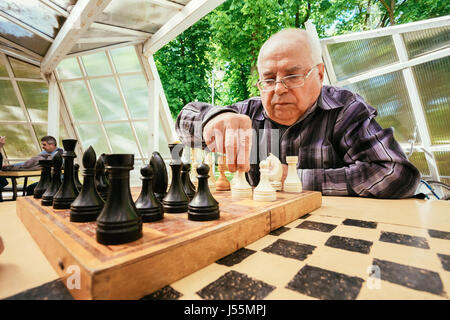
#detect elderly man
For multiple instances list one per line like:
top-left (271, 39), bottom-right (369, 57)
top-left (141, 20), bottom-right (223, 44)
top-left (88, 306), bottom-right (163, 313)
top-left (175, 28), bottom-right (420, 198)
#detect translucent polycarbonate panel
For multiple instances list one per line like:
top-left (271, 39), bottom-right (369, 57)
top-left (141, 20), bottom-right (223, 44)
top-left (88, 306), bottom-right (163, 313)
top-left (328, 36), bottom-right (399, 81)
top-left (408, 151), bottom-right (430, 176)
top-left (0, 16), bottom-right (50, 56)
top-left (89, 77), bottom-right (127, 121)
top-left (81, 51), bottom-right (112, 76)
top-left (103, 122), bottom-right (140, 155)
top-left (56, 58), bottom-right (82, 79)
top-left (133, 121), bottom-right (150, 158)
top-left (0, 0), bottom-right (66, 38)
top-left (69, 42), bottom-right (118, 54)
top-left (99, 1), bottom-right (179, 33)
top-left (32, 123), bottom-right (47, 142)
top-left (17, 81), bottom-right (48, 122)
top-left (158, 120), bottom-right (170, 159)
top-left (111, 46), bottom-right (142, 73)
top-left (119, 74), bottom-right (148, 119)
top-left (344, 71), bottom-right (419, 144)
top-left (412, 57), bottom-right (450, 145)
top-left (58, 118), bottom-right (70, 147)
top-left (403, 26), bottom-right (450, 59)
top-left (61, 81), bottom-right (97, 122)
top-left (434, 151), bottom-right (450, 177)
top-left (0, 56), bottom-right (8, 76)
top-left (1, 123), bottom-right (38, 158)
top-left (51, 0), bottom-right (77, 10)
top-left (76, 124), bottom-right (110, 156)
top-left (9, 57), bottom-right (42, 79)
top-left (0, 79), bottom-right (25, 121)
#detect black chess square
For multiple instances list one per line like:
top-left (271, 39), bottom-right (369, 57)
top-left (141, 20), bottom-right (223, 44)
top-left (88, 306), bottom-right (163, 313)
top-left (286, 265), bottom-right (364, 300)
top-left (142, 285), bottom-right (182, 300)
top-left (428, 229), bottom-right (450, 240)
top-left (296, 220), bottom-right (337, 233)
top-left (372, 258), bottom-right (445, 296)
top-left (437, 253), bottom-right (450, 271)
top-left (342, 218), bottom-right (377, 229)
top-left (299, 213), bottom-right (311, 219)
top-left (4, 280), bottom-right (73, 300)
top-left (262, 239), bottom-right (316, 261)
top-left (196, 270), bottom-right (275, 300)
top-left (325, 235), bottom-right (373, 254)
top-left (216, 248), bottom-right (256, 267)
top-left (269, 226), bottom-right (290, 236)
top-left (379, 231), bottom-right (430, 249)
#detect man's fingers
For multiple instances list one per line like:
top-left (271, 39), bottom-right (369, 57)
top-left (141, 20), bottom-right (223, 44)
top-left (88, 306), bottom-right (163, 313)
top-left (225, 129), bottom-right (238, 172)
top-left (237, 128), bottom-right (252, 172)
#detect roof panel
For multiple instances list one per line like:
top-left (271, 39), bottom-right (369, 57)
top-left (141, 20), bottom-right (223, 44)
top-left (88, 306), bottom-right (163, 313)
top-left (0, 16), bottom-right (50, 56)
top-left (98, 0), bottom-right (181, 34)
top-left (0, 0), bottom-right (66, 39)
top-left (49, 0), bottom-right (78, 10)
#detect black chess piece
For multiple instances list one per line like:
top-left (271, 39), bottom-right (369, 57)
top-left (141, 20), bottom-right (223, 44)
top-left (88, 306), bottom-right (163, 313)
top-left (135, 163), bottom-right (163, 222)
top-left (150, 151), bottom-right (168, 202)
top-left (95, 154), bottom-right (109, 201)
top-left (96, 154), bottom-right (142, 245)
top-left (74, 163), bottom-right (82, 191)
top-left (53, 139), bottom-right (79, 209)
top-left (33, 159), bottom-right (53, 199)
top-left (162, 143), bottom-right (189, 213)
top-left (188, 163), bottom-right (220, 221)
top-left (181, 162), bottom-right (195, 200)
top-left (41, 153), bottom-right (63, 206)
top-left (70, 146), bottom-right (105, 222)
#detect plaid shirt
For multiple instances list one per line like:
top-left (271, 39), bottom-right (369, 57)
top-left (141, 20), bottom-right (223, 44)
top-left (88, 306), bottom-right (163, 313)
top-left (175, 85), bottom-right (420, 198)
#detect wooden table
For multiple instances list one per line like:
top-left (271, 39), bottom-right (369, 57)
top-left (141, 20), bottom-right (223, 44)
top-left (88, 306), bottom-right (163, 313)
top-left (1, 196), bottom-right (449, 300)
top-left (0, 170), bottom-right (41, 201)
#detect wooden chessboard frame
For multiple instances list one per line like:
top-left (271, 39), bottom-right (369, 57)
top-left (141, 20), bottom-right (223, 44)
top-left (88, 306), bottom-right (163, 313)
top-left (16, 188), bottom-right (321, 299)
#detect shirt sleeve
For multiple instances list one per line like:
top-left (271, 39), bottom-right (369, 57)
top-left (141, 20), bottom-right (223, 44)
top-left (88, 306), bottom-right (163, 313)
top-left (175, 101), bottom-right (239, 148)
top-left (300, 101), bottom-right (421, 199)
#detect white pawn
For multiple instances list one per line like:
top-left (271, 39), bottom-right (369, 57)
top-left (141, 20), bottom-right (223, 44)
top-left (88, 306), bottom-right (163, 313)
top-left (231, 170), bottom-right (252, 199)
top-left (205, 151), bottom-right (216, 193)
top-left (283, 156), bottom-right (302, 193)
top-left (267, 153), bottom-right (282, 191)
top-left (254, 160), bottom-right (277, 201)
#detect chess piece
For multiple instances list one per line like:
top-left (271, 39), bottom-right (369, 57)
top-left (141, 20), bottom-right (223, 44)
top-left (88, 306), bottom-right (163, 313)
top-left (253, 160), bottom-right (277, 201)
top-left (74, 163), bottom-right (82, 191)
top-left (96, 154), bottom-right (142, 245)
top-left (135, 163), bottom-right (163, 222)
top-left (70, 146), bottom-right (105, 222)
top-left (284, 156), bottom-right (302, 193)
top-left (33, 159), bottom-right (53, 199)
top-left (267, 153), bottom-right (282, 191)
top-left (95, 154), bottom-right (109, 202)
top-left (162, 143), bottom-right (189, 213)
top-left (181, 162), bottom-right (195, 200)
top-left (150, 151), bottom-right (168, 202)
top-left (188, 163), bottom-right (220, 221)
top-left (231, 170), bottom-right (252, 199)
top-left (41, 153), bottom-right (63, 206)
top-left (190, 148), bottom-right (199, 188)
top-left (205, 151), bottom-right (216, 193)
top-left (53, 139), bottom-right (80, 209)
top-left (216, 155), bottom-right (230, 191)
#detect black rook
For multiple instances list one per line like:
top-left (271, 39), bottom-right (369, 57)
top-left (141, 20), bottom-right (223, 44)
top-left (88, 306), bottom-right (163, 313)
top-left (53, 139), bottom-right (79, 209)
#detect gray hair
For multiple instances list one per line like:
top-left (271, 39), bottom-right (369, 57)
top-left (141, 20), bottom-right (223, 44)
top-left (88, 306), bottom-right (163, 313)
top-left (257, 28), bottom-right (322, 71)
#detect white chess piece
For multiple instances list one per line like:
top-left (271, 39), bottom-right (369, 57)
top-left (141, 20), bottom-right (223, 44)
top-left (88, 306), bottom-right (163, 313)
top-left (267, 153), bottom-right (282, 191)
top-left (231, 170), bottom-right (252, 199)
top-left (205, 151), bottom-right (216, 193)
top-left (190, 148), bottom-right (199, 187)
top-left (283, 156), bottom-right (302, 193)
top-left (254, 160), bottom-right (277, 201)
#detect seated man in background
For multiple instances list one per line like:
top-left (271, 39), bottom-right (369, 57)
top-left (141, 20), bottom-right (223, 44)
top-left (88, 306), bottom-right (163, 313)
top-left (175, 28), bottom-right (421, 199)
top-left (1, 135), bottom-right (63, 195)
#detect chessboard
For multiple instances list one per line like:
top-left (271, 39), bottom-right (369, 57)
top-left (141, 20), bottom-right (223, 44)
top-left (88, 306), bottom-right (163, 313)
top-left (16, 187), bottom-right (321, 300)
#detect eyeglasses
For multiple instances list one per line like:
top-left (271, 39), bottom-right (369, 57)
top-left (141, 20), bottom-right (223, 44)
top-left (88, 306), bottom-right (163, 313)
top-left (257, 64), bottom-right (319, 92)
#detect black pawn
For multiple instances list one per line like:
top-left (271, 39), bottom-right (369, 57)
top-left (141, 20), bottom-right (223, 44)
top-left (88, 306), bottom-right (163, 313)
top-left (74, 163), bottom-right (82, 191)
top-left (53, 139), bottom-right (79, 209)
top-left (135, 164), bottom-right (163, 222)
top-left (41, 153), bottom-right (63, 206)
top-left (95, 154), bottom-right (109, 202)
top-left (188, 163), bottom-right (220, 221)
top-left (70, 146), bottom-right (105, 222)
top-left (33, 159), bottom-right (53, 199)
top-left (150, 151), bottom-right (168, 202)
top-left (162, 143), bottom-right (189, 213)
top-left (96, 154), bottom-right (142, 245)
top-left (181, 162), bottom-right (195, 200)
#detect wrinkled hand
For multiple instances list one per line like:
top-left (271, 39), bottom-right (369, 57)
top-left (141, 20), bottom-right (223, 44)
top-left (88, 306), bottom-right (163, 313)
top-left (203, 113), bottom-right (252, 172)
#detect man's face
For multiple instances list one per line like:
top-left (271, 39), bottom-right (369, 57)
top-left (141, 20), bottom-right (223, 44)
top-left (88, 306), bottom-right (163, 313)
top-left (258, 37), bottom-right (324, 126)
top-left (41, 141), bottom-right (56, 153)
